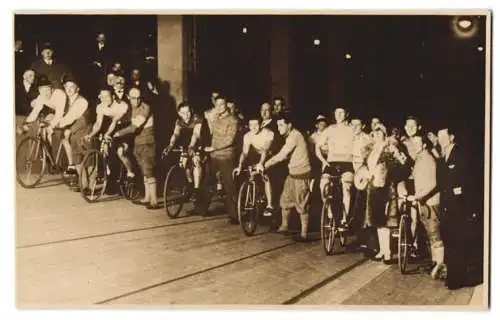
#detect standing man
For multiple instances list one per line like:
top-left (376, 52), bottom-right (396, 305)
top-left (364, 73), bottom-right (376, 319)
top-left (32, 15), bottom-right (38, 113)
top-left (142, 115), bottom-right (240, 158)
top-left (113, 88), bottom-right (159, 210)
top-left (199, 96), bottom-right (240, 223)
top-left (15, 69), bottom-right (38, 116)
top-left (260, 102), bottom-right (275, 131)
top-left (30, 42), bottom-right (71, 89)
top-left (88, 32), bottom-right (111, 99)
top-left (263, 114), bottom-right (312, 242)
top-left (272, 97), bottom-right (286, 117)
top-left (437, 125), bottom-right (468, 290)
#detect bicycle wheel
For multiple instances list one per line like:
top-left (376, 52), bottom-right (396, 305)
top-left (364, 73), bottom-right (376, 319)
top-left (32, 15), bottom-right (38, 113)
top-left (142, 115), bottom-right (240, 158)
top-left (79, 150), bottom-right (107, 203)
top-left (118, 165), bottom-right (141, 201)
top-left (16, 137), bottom-right (47, 188)
top-left (163, 165), bottom-right (189, 218)
top-left (237, 181), bottom-right (260, 236)
top-left (398, 214), bottom-right (411, 274)
top-left (321, 200), bottom-right (336, 255)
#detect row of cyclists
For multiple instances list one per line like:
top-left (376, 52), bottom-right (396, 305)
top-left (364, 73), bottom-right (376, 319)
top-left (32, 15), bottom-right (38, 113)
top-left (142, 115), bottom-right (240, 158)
top-left (18, 74), bottom-right (464, 289)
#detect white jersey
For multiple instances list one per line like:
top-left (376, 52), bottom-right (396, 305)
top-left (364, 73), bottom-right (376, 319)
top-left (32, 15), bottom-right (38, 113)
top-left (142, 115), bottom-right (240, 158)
top-left (242, 128), bottom-right (274, 155)
top-left (317, 123), bottom-right (355, 163)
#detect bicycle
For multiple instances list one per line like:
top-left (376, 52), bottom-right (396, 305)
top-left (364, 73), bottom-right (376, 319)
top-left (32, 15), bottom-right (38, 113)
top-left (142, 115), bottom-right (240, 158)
top-left (79, 135), bottom-right (141, 203)
top-left (16, 119), bottom-right (74, 188)
top-left (234, 165), bottom-right (269, 236)
top-left (394, 195), bottom-right (431, 274)
top-left (163, 146), bottom-right (213, 218)
top-left (320, 172), bottom-right (352, 255)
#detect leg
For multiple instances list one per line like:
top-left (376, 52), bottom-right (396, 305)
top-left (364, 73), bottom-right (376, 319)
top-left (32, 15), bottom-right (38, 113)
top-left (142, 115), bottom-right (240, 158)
top-left (117, 143), bottom-right (134, 178)
top-left (192, 153), bottom-right (202, 189)
top-left (340, 172), bottom-right (354, 225)
top-left (421, 205), bottom-right (445, 279)
top-left (262, 174), bottom-right (274, 215)
top-left (147, 176), bottom-right (158, 206)
top-left (278, 176), bottom-right (294, 232)
top-left (295, 178), bottom-right (312, 239)
top-left (193, 158), bottom-right (213, 215)
top-left (216, 170), bottom-right (223, 192)
top-left (215, 157), bottom-right (238, 221)
top-left (62, 129), bottom-right (75, 171)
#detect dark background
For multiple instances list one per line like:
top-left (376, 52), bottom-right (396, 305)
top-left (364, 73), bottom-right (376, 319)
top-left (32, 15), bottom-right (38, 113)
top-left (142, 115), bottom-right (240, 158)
top-left (14, 14), bottom-right (488, 216)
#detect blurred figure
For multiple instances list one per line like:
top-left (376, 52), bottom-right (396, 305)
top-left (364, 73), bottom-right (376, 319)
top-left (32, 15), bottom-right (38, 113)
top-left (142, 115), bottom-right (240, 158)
top-left (15, 39), bottom-right (30, 83)
top-left (15, 69), bottom-right (38, 116)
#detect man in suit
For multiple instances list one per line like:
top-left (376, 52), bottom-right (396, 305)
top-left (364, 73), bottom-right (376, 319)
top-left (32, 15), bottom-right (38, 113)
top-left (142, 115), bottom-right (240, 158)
top-left (30, 42), bottom-right (72, 89)
top-left (15, 69), bottom-right (38, 116)
top-left (15, 39), bottom-right (30, 83)
top-left (437, 125), bottom-right (469, 290)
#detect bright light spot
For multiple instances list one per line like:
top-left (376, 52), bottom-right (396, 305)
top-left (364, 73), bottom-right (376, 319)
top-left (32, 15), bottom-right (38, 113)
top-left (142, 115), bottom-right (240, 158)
top-left (478, 46), bottom-right (484, 52)
top-left (345, 53), bottom-right (352, 59)
top-left (313, 39), bottom-right (320, 46)
top-left (242, 27), bottom-right (248, 34)
top-left (458, 19), bottom-right (472, 29)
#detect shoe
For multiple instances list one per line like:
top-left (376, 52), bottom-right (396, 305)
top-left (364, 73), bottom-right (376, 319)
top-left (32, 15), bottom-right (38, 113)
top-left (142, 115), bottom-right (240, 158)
top-left (228, 218), bottom-right (239, 225)
top-left (371, 252), bottom-right (384, 261)
top-left (430, 263), bottom-right (445, 280)
top-left (132, 200), bottom-right (148, 206)
top-left (146, 203), bottom-right (162, 210)
top-left (292, 234), bottom-right (308, 242)
top-left (263, 207), bottom-right (274, 217)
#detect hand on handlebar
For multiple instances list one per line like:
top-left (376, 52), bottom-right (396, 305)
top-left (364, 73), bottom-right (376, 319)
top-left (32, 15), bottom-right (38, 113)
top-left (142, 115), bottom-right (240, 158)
top-left (233, 166), bottom-right (242, 177)
top-left (204, 146), bottom-right (215, 153)
top-left (255, 163), bottom-right (265, 174)
top-left (162, 145), bottom-right (173, 158)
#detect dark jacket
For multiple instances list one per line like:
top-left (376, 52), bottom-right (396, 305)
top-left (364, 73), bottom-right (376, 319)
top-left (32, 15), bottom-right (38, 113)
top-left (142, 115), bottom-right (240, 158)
top-left (30, 59), bottom-right (72, 89)
top-left (15, 81), bottom-right (39, 116)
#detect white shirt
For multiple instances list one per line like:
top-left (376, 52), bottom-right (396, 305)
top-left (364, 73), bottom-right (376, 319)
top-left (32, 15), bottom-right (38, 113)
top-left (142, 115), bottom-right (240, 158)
top-left (23, 80), bottom-right (32, 93)
top-left (43, 59), bottom-right (53, 66)
top-left (27, 88), bottom-right (67, 126)
top-left (261, 119), bottom-right (272, 129)
top-left (443, 143), bottom-right (455, 162)
top-left (242, 128), bottom-right (274, 155)
top-left (58, 95), bottom-right (89, 128)
top-left (317, 123), bottom-right (355, 162)
top-left (98, 43), bottom-right (104, 51)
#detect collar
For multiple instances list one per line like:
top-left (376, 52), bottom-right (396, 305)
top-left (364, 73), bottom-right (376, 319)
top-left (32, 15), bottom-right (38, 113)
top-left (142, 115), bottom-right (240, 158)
top-left (44, 59), bottom-right (53, 65)
top-left (443, 143), bottom-right (455, 159)
top-left (23, 80), bottom-right (32, 88)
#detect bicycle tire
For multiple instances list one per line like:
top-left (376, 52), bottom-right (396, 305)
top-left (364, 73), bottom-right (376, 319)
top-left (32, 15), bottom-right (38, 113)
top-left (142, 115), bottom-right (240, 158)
top-left (118, 165), bottom-right (141, 201)
top-left (79, 149), bottom-right (107, 203)
top-left (56, 143), bottom-right (73, 187)
top-left (398, 214), bottom-right (411, 274)
top-left (237, 181), bottom-right (260, 236)
top-left (163, 165), bottom-right (189, 218)
top-left (16, 136), bottom-right (47, 188)
top-left (321, 200), bottom-right (336, 255)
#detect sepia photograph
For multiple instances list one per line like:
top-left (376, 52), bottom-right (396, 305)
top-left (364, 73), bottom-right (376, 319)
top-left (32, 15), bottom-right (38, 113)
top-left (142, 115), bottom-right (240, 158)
top-left (13, 10), bottom-right (491, 309)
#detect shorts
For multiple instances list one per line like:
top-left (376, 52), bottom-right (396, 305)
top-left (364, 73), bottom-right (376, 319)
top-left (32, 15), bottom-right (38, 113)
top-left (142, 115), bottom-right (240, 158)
top-left (323, 162), bottom-right (354, 177)
top-left (66, 124), bottom-right (90, 163)
top-left (134, 143), bottom-right (156, 177)
top-left (280, 175), bottom-right (311, 214)
top-left (419, 204), bottom-right (443, 248)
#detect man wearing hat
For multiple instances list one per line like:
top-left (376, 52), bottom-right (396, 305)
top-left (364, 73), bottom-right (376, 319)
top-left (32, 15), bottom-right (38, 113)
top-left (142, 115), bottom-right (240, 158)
top-left (22, 76), bottom-right (67, 143)
top-left (30, 42), bottom-right (72, 89)
top-left (57, 76), bottom-right (90, 178)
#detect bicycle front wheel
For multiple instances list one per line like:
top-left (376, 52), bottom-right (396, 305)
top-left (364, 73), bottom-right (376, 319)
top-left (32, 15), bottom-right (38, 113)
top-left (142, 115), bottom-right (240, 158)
top-left (398, 214), bottom-right (411, 274)
top-left (237, 181), bottom-right (260, 236)
top-left (163, 165), bottom-right (189, 218)
top-left (16, 137), bottom-right (46, 188)
top-left (321, 200), bottom-right (336, 255)
top-left (56, 143), bottom-right (73, 187)
top-left (79, 149), bottom-right (107, 203)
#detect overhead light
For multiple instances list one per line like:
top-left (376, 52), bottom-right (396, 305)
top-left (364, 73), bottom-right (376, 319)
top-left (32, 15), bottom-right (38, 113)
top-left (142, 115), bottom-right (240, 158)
top-left (458, 19), bottom-right (472, 29)
top-left (313, 39), bottom-right (320, 46)
top-left (345, 53), bottom-right (352, 59)
top-left (242, 27), bottom-right (248, 34)
top-left (478, 46), bottom-right (484, 52)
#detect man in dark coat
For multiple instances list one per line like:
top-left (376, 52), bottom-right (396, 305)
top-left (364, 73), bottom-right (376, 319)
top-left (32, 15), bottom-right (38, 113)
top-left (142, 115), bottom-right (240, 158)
top-left (437, 125), bottom-right (471, 290)
top-left (15, 69), bottom-right (39, 116)
top-left (30, 42), bottom-right (72, 89)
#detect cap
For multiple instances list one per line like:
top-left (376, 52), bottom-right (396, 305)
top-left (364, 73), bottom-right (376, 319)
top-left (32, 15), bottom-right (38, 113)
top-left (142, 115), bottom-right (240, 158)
top-left (315, 114), bottom-right (327, 123)
top-left (40, 42), bottom-right (53, 52)
top-left (62, 74), bottom-right (78, 86)
top-left (37, 76), bottom-right (51, 87)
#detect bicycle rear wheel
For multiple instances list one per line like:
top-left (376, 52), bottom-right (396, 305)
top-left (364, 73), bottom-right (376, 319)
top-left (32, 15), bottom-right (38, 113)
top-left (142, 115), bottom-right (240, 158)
top-left (237, 181), bottom-right (260, 236)
top-left (16, 137), bottom-right (46, 188)
top-left (163, 165), bottom-right (189, 218)
top-left (398, 214), bottom-right (411, 274)
top-left (56, 144), bottom-right (73, 187)
top-left (79, 150), bottom-right (107, 203)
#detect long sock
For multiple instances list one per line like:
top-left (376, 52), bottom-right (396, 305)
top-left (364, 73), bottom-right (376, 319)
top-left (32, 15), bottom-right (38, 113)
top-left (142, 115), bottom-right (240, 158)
top-left (280, 209), bottom-right (290, 230)
top-left (149, 181), bottom-right (157, 205)
top-left (193, 165), bottom-right (201, 189)
top-left (142, 180), bottom-right (150, 203)
top-left (300, 214), bottom-right (309, 238)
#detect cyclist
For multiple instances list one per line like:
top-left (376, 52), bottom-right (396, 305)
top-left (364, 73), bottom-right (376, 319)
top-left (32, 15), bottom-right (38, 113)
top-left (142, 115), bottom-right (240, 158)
top-left (204, 92), bottom-right (224, 194)
top-left (234, 114), bottom-right (275, 217)
top-left (84, 86), bottom-right (130, 184)
top-left (315, 107), bottom-right (356, 229)
top-left (164, 102), bottom-right (204, 191)
top-left (57, 77), bottom-right (89, 178)
top-left (20, 76), bottom-right (67, 146)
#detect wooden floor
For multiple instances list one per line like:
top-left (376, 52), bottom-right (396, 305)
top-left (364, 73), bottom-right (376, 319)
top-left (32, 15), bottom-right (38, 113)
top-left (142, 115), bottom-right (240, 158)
top-left (14, 123), bottom-right (484, 308)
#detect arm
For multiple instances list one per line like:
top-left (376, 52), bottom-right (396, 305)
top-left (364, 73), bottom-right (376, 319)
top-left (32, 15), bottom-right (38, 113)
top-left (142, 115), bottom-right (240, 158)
top-left (238, 134), bottom-right (251, 168)
top-left (315, 131), bottom-right (328, 165)
top-left (25, 97), bottom-right (43, 123)
top-left (188, 123), bottom-right (202, 149)
top-left (265, 134), bottom-right (296, 169)
top-left (88, 109), bottom-right (104, 138)
top-left (48, 91), bottom-right (66, 129)
top-left (115, 104), bottom-right (150, 138)
top-left (168, 123), bottom-right (181, 148)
